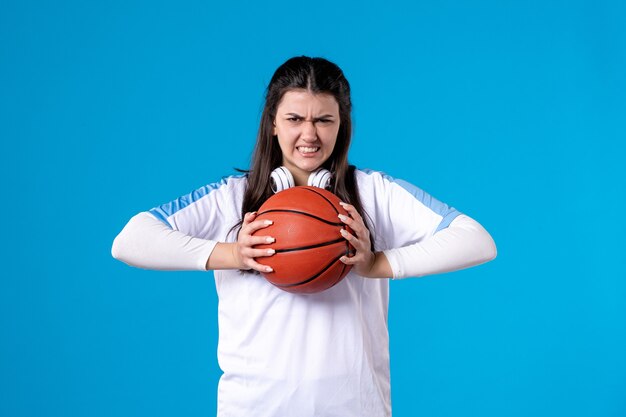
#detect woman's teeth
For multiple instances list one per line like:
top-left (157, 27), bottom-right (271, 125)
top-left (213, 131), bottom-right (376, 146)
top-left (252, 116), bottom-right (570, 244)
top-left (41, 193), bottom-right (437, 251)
top-left (298, 147), bottom-right (319, 153)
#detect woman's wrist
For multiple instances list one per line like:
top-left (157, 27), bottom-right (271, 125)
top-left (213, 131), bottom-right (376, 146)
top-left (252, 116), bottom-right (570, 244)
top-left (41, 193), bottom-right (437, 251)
top-left (206, 242), bottom-right (239, 270)
top-left (361, 251), bottom-right (393, 278)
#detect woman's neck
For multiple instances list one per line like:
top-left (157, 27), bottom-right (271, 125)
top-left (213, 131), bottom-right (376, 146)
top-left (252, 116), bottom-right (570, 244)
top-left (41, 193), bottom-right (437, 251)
top-left (292, 170), bottom-right (309, 187)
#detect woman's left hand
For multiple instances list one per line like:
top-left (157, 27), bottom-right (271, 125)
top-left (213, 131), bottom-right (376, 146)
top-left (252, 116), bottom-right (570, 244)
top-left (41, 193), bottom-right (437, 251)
top-left (337, 202), bottom-right (376, 276)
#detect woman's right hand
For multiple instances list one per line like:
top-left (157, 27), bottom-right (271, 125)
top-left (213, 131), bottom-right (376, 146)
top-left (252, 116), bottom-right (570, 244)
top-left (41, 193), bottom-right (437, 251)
top-left (232, 212), bottom-right (275, 273)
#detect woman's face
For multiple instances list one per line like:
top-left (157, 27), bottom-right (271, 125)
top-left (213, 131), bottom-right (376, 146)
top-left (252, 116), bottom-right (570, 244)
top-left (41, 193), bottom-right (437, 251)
top-left (273, 89), bottom-right (340, 186)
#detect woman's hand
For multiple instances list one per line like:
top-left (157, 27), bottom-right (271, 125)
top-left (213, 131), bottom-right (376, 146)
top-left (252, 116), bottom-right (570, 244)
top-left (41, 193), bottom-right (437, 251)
top-left (337, 202), bottom-right (392, 278)
top-left (232, 212), bottom-right (276, 273)
top-left (205, 212), bottom-right (275, 272)
top-left (337, 202), bottom-right (376, 275)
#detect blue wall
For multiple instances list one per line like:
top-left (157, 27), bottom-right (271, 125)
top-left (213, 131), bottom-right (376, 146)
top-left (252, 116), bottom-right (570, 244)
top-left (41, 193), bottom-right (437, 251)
top-left (1, 1), bottom-right (624, 416)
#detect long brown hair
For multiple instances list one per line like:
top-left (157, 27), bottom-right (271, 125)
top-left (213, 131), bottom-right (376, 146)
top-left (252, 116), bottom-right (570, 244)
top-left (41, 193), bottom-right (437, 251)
top-left (239, 56), bottom-right (371, 244)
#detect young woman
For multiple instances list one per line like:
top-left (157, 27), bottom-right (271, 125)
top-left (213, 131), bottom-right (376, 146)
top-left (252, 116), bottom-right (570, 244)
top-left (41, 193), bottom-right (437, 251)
top-left (112, 56), bottom-right (497, 417)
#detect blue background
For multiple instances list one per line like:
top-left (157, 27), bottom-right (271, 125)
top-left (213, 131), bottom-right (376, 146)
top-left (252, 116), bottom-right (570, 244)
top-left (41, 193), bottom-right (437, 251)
top-left (2, 0), bottom-right (625, 416)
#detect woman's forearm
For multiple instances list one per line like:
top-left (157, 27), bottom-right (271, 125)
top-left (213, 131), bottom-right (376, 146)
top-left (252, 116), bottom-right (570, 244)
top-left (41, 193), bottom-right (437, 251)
top-left (111, 212), bottom-right (217, 271)
top-left (205, 242), bottom-right (242, 270)
top-left (384, 214), bottom-right (497, 279)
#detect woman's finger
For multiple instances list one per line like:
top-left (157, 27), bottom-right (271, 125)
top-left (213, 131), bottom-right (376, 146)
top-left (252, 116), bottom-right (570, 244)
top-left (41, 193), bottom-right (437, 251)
top-left (246, 235), bottom-right (276, 246)
top-left (340, 228), bottom-right (368, 251)
top-left (337, 213), bottom-right (354, 226)
top-left (338, 212), bottom-right (368, 239)
top-left (340, 254), bottom-right (358, 265)
top-left (246, 259), bottom-right (274, 273)
top-left (234, 242), bottom-right (275, 270)
top-left (244, 219), bottom-right (274, 234)
top-left (339, 202), bottom-right (364, 223)
top-left (242, 246), bottom-right (276, 259)
top-left (339, 228), bottom-right (356, 243)
top-left (243, 211), bottom-right (257, 225)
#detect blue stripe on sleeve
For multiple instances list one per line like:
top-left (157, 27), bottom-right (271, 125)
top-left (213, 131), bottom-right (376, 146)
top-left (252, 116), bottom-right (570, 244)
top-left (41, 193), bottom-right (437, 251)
top-left (362, 169), bottom-right (461, 232)
top-left (149, 175), bottom-right (243, 226)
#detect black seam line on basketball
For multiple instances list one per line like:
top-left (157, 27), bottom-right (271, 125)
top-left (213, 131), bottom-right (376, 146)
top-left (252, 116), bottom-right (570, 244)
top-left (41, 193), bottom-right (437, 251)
top-left (273, 237), bottom-right (345, 253)
top-left (275, 254), bottom-right (344, 288)
top-left (303, 187), bottom-right (339, 214)
top-left (327, 262), bottom-right (347, 288)
top-left (304, 187), bottom-right (352, 246)
top-left (256, 209), bottom-right (343, 226)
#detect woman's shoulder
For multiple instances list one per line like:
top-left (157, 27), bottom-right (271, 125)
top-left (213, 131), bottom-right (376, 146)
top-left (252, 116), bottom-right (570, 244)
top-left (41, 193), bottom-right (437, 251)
top-left (181, 173), bottom-right (248, 202)
top-left (354, 167), bottom-right (403, 188)
top-left (354, 167), bottom-right (435, 205)
top-left (149, 174), bottom-right (247, 223)
top-left (193, 173), bottom-right (248, 196)
top-left (218, 173), bottom-right (248, 188)
top-left (355, 167), bottom-right (461, 226)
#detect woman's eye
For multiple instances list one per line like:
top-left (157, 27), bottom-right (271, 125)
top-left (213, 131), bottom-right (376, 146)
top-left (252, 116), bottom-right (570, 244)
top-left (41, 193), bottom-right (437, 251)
top-left (287, 117), bottom-right (300, 122)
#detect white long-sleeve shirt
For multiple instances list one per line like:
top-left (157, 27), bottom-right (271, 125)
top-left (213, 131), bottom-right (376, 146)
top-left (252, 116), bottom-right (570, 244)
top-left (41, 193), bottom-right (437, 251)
top-left (112, 169), bottom-right (496, 417)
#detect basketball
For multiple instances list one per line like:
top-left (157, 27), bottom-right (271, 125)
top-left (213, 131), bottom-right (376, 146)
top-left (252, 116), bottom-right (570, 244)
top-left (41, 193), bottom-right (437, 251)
top-left (253, 186), bottom-right (354, 294)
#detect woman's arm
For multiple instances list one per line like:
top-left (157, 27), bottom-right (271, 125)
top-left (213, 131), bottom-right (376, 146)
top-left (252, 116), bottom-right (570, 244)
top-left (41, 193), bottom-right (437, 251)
top-left (111, 211), bottom-right (275, 272)
top-left (338, 211), bottom-right (495, 279)
top-left (111, 212), bottom-right (217, 270)
top-left (382, 214), bottom-right (496, 279)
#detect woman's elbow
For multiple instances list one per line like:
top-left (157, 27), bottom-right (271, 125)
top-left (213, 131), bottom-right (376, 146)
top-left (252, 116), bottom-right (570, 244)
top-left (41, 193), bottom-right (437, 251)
top-left (483, 233), bottom-right (497, 263)
top-left (111, 232), bottom-right (124, 261)
top-left (111, 225), bottom-right (132, 263)
top-left (460, 215), bottom-right (497, 265)
top-left (111, 213), bottom-right (144, 263)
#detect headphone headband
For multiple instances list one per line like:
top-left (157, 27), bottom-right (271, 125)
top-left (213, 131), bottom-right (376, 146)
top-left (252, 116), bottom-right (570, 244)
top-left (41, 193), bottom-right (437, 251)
top-left (270, 167), bottom-right (332, 193)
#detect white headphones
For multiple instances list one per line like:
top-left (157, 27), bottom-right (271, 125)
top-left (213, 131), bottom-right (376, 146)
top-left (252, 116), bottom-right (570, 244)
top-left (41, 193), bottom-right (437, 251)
top-left (270, 167), bottom-right (332, 193)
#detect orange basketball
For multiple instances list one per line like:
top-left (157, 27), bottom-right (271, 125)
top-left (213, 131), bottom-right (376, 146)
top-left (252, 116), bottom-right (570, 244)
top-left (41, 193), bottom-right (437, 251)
top-left (253, 186), bottom-right (354, 294)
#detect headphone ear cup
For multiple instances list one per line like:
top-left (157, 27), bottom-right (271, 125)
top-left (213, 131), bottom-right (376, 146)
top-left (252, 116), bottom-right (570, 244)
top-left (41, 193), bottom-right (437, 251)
top-left (307, 168), bottom-right (332, 190)
top-left (270, 166), bottom-right (295, 193)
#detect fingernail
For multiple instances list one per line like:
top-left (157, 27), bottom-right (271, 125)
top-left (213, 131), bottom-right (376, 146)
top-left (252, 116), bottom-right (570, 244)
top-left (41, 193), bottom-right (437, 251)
top-left (264, 220), bottom-right (273, 225)
top-left (267, 249), bottom-right (275, 255)
top-left (266, 266), bottom-right (273, 272)
top-left (338, 214), bottom-right (348, 221)
top-left (266, 237), bottom-right (275, 243)
top-left (339, 201), bottom-right (347, 206)
top-left (340, 229), bottom-right (348, 235)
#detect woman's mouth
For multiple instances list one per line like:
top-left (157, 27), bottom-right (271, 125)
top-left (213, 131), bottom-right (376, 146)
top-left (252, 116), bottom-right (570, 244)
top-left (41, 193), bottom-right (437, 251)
top-left (297, 146), bottom-right (320, 154)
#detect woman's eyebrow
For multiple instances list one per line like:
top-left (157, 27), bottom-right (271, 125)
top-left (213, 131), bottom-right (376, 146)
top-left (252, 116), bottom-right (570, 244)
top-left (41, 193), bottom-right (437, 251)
top-left (283, 112), bottom-right (335, 119)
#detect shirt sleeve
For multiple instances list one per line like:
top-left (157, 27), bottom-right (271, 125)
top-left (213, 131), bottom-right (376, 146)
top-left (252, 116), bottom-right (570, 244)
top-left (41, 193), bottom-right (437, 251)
top-left (111, 212), bottom-right (218, 271)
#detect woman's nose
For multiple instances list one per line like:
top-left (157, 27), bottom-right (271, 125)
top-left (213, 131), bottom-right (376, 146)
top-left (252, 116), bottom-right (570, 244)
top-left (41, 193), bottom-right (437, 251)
top-left (301, 120), bottom-right (317, 141)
